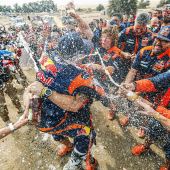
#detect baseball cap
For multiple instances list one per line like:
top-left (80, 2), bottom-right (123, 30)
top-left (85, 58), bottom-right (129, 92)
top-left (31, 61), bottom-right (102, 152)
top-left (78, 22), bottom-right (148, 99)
top-left (135, 13), bottom-right (150, 25)
top-left (163, 4), bottom-right (170, 11)
top-left (157, 26), bottom-right (170, 42)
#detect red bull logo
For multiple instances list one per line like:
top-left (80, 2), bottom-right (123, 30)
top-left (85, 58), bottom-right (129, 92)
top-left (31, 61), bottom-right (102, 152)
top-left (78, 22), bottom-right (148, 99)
top-left (39, 56), bottom-right (57, 76)
top-left (37, 71), bottom-right (54, 85)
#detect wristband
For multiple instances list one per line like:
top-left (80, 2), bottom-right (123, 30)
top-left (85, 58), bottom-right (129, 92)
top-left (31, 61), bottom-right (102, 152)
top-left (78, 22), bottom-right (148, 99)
top-left (28, 109), bottom-right (33, 121)
top-left (8, 123), bottom-right (15, 132)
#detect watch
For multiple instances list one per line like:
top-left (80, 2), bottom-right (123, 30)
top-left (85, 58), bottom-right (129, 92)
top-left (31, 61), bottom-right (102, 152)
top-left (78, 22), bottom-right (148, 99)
top-left (43, 88), bottom-right (53, 98)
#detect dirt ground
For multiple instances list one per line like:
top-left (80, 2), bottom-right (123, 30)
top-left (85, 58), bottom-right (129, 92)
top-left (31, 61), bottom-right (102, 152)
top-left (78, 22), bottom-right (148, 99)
top-left (0, 72), bottom-right (165, 170)
top-left (0, 13), bottom-right (166, 170)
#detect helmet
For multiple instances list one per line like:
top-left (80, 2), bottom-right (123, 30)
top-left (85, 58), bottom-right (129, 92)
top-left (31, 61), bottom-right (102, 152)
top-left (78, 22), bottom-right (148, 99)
top-left (157, 26), bottom-right (170, 42)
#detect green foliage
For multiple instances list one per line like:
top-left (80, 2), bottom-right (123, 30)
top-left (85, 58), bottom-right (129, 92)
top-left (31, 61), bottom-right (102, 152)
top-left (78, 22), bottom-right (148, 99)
top-left (138, 0), bottom-right (150, 9)
top-left (108, 0), bottom-right (137, 16)
top-left (157, 0), bottom-right (170, 8)
top-left (0, 5), bottom-right (13, 13)
top-left (96, 4), bottom-right (105, 11)
top-left (0, 0), bottom-right (57, 13)
top-left (14, 3), bottom-right (22, 13)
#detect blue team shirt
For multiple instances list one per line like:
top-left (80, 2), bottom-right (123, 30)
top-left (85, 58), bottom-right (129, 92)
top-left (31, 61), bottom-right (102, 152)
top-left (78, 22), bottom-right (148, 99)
top-left (132, 47), bottom-right (170, 78)
top-left (36, 56), bottom-right (93, 129)
top-left (0, 50), bottom-right (14, 59)
top-left (118, 26), bottom-right (153, 54)
top-left (0, 50), bottom-right (15, 83)
top-left (149, 70), bottom-right (170, 90)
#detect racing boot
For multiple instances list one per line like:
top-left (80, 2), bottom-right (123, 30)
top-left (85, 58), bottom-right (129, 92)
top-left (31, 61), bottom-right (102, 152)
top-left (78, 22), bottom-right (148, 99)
top-left (132, 138), bottom-right (152, 156)
top-left (118, 113), bottom-right (129, 126)
top-left (86, 155), bottom-right (98, 170)
top-left (160, 166), bottom-right (169, 170)
top-left (107, 102), bottom-right (116, 120)
top-left (131, 144), bottom-right (147, 156)
top-left (136, 128), bottom-right (145, 138)
top-left (107, 110), bottom-right (115, 120)
top-left (160, 159), bottom-right (170, 170)
top-left (63, 149), bottom-right (85, 170)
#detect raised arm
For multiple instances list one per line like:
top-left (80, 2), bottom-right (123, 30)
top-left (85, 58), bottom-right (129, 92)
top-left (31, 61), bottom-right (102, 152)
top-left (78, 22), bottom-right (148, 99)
top-left (69, 12), bottom-right (93, 40)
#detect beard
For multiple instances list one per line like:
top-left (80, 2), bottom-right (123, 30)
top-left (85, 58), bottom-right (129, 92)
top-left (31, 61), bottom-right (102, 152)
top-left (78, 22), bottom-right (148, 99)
top-left (153, 46), bottom-right (164, 55)
top-left (152, 41), bottom-right (164, 55)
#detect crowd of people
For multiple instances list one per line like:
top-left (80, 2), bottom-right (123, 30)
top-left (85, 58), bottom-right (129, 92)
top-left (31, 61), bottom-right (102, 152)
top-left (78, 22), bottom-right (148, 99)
top-left (0, 2), bottom-right (170, 170)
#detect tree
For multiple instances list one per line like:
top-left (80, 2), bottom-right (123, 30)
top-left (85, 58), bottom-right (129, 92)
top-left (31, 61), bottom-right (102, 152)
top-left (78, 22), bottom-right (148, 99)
top-left (108, 0), bottom-right (137, 16)
top-left (0, 6), bottom-right (3, 12)
top-left (14, 3), bottom-right (22, 13)
top-left (14, 0), bottom-right (56, 13)
top-left (22, 3), bottom-right (30, 13)
top-left (96, 4), bottom-right (105, 11)
top-left (157, 0), bottom-right (170, 8)
top-left (5, 6), bottom-right (13, 13)
top-left (138, 0), bottom-right (150, 9)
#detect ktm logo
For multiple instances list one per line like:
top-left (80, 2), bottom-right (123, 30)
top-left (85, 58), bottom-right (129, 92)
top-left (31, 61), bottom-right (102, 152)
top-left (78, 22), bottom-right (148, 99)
top-left (39, 56), bottom-right (57, 76)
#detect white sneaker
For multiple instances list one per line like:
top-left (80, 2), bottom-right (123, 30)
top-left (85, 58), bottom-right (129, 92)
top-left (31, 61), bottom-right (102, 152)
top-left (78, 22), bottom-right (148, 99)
top-left (63, 159), bottom-right (81, 170)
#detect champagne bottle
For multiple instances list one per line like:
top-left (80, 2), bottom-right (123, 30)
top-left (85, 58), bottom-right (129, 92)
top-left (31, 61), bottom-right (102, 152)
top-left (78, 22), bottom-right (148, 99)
top-left (126, 91), bottom-right (139, 102)
top-left (29, 95), bottom-right (42, 124)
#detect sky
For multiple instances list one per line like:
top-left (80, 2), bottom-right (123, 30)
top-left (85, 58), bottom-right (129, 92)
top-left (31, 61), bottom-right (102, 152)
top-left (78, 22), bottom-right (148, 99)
top-left (0, 0), bottom-right (161, 8)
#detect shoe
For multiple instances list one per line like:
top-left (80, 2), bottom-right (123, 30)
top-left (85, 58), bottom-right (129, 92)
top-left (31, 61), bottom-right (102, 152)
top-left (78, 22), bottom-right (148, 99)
top-left (63, 159), bottom-right (81, 170)
top-left (58, 145), bottom-right (73, 157)
top-left (107, 110), bottom-right (114, 120)
top-left (63, 151), bottom-right (82, 170)
top-left (160, 161), bottom-right (170, 170)
top-left (131, 144), bottom-right (147, 156)
top-left (137, 128), bottom-right (145, 138)
top-left (86, 157), bottom-right (98, 170)
top-left (160, 166), bottom-right (169, 170)
top-left (118, 115), bottom-right (129, 126)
